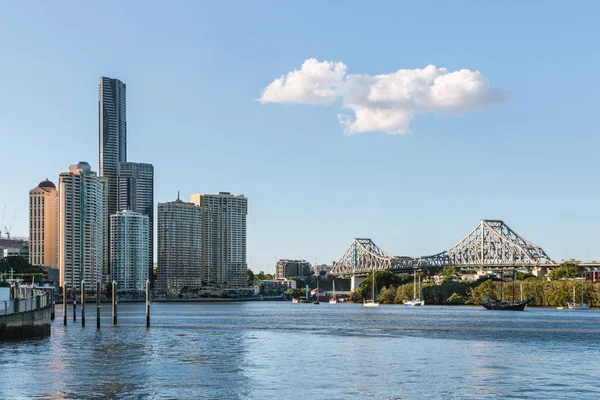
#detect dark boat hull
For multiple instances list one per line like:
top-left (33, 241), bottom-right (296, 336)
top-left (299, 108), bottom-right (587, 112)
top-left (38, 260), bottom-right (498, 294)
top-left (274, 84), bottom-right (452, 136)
top-left (482, 298), bottom-right (533, 311)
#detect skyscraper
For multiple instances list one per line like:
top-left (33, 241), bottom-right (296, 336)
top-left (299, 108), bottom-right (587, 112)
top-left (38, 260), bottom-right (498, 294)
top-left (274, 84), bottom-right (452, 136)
top-left (118, 162), bottom-right (154, 284)
top-left (58, 162), bottom-right (107, 290)
top-left (190, 192), bottom-right (247, 287)
top-left (157, 196), bottom-right (202, 291)
top-left (98, 77), bottom-right (127, 222)
top-left (110, 210), bottom-right (149, 292)
top-left (29, 179), bottom-right (59, 269)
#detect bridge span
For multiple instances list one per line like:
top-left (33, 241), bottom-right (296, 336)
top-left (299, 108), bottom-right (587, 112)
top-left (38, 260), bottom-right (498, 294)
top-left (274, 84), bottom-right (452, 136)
top-left (331, 220), bottom-right (560, 279)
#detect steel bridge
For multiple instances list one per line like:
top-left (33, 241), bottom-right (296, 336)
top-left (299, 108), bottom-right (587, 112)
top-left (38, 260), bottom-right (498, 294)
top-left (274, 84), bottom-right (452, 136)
top-left (331, 220), bottom-right (556, 277)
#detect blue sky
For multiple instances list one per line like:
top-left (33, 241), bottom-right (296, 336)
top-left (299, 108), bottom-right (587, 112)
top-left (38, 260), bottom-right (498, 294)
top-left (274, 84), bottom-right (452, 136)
top-left (1, 1), bottom-right (599, 273)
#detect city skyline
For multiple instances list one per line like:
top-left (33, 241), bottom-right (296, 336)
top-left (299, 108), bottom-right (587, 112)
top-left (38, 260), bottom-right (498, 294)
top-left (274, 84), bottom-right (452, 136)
top-left (2, 2), bottom-right (600, 273)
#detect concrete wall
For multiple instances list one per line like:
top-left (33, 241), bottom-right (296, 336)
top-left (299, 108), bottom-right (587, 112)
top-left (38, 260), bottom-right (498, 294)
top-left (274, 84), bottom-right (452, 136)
top-left (0, 305), bottom-right (51, 340)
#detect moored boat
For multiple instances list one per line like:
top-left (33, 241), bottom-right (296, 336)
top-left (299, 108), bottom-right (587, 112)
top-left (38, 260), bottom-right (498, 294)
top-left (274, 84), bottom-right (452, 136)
top-left (482, 297), bottom-right (533, 311)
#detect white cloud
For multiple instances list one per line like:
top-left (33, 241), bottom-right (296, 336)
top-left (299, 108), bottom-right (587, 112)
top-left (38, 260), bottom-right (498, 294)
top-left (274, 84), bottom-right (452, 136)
top-left (259, 59), bottom-right (509, 135)
top-left (259, 58), bottom-right (347, 105)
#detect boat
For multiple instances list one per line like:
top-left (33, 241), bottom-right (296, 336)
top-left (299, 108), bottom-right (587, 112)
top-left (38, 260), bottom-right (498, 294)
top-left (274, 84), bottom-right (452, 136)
top-left (482, 269), bottom-right (532, 311)
top-left (329, 281), bottom-right (338, 304)
top-left (482, 297), bottom-right (533, 311)
top-left (291, 298), bottom-right (300, 304)
top-left (404, 272), bottom-right (425, 306)
top-left (567, 279), bottom-right (589, 310)
top-left (363, 264), bottom-right (379, 307)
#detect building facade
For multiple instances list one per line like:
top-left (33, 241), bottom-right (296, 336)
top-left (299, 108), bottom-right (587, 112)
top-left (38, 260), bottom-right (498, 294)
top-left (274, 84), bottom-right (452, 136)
top-left (275, 259), bottom-right (312, 279)
top-left (98, 77), bottom-right (127, 221)
top-left (110, 210), bottom-right (149, 292)
top-left (313, 264), bottom-right (333, 276)
top-left (118, 162), bottom-right (154, 284)
top-left (157, 197), bottom-right (202, 291)
top-left (58, 162), bottom-right (108, 290)
top-left (29, 179), bottom-right (59, 269)
top-left (190, 192), bottom-right (247, 287)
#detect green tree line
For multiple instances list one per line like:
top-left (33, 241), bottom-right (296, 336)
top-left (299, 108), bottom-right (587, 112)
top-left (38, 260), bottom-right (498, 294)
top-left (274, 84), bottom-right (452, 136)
top-left (347, 263), bottom-right (600, 307)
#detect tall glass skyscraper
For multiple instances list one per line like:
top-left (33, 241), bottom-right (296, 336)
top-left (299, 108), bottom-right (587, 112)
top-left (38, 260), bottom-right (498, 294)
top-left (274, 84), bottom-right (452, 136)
top-left (119, 162), bottom-right (154, 285)
top-left (98, 77), bottom-right (127, 221)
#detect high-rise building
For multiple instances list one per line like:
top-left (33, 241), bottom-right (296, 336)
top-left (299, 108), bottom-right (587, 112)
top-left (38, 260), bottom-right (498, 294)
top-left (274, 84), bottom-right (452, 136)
top-left (118, 162), bottom-right (154, 284)
top-left (29, 179), bottom-right (59, 269)
top-left (98, 76), bottom-right (127, 224)
top-left (58, 162), bottom-right (107, 290)
top-left (110, 210), bottom-right (149, 292)
top-left (275, 259), bottom-right (312, 279)
top-left (190, 192), bottom-right (247, 287)
top-left (157, 196), bottom-right (202, 291)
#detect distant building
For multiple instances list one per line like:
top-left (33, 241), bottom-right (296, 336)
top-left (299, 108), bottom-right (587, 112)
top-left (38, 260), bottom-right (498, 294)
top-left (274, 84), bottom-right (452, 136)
top-left (255, 279), bottom-right (297, 290)
top-left (157, 196), bottom-right (202, 291)
top-left (2, 245), bottom-right (28, 259)
top-left (275, 259), bottom-right (312, 279)
top-left (59, 162), bottom-right (108, 290)
top-left (118, 162), bottom-right (154, 285)
top-left (29, 179), bottom-right (59, 269)
top-left (110, 210), bottom-right (149, 292)
top-left (190, 192), bottom-right (247, 287)
top-left (313, 264), bottom-right (333, 276)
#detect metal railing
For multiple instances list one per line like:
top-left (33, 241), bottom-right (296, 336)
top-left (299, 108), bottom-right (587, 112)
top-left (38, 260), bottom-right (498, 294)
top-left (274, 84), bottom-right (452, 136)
top-left (0, 289), bottom-right (50, 316)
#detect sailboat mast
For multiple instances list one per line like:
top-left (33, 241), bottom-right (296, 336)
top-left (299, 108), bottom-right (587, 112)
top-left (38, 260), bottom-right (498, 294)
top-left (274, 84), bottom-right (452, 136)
top-left (581, 278), bottom-right (584, 305)
top-left (512, 270), bottom-right (515, 302)
top-left (372, 266), bottom-right (375, 301)
top-left (413, 272), bottom-right (416, 299)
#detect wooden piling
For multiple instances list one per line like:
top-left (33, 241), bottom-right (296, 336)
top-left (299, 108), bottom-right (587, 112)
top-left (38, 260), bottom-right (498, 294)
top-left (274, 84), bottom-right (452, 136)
top-left (146, 279), bottom-right (150, 328)
top-left (112, 281), bottom-right (117, 325)
top-left (96, 281), bottom-right (101, 329)
top-left (81, 280), bottom-right (85, 327)
top-left (63, 282), bottom-right (67, 326)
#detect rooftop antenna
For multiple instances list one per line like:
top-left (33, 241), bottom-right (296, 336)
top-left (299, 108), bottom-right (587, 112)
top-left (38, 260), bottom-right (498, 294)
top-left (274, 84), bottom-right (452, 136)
top-left (177, 191), bottom-right (180, 201)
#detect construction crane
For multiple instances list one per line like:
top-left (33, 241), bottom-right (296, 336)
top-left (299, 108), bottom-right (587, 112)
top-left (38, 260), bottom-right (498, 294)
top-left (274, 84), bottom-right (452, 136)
top-left (4, 207), bottom-right (16, 240)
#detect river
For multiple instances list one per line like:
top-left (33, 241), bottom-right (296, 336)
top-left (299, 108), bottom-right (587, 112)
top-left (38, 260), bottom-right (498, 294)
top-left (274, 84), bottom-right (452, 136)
top-left (1, 302), bottom-right (599, 399)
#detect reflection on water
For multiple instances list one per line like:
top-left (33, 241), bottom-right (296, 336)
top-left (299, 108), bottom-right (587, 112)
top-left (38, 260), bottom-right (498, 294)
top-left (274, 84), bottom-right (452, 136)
top-left (1, 303), bottom-right (599, 399)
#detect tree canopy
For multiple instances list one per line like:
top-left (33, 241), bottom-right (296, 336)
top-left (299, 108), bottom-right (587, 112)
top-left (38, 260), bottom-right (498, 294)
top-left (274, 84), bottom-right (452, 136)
top-left (549, 262), bottom-right (585, 280)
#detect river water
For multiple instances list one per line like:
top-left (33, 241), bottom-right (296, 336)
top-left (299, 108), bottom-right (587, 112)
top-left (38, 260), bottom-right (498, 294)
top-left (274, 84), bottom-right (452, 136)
top-left (1, 302), bottom-right (599, 399)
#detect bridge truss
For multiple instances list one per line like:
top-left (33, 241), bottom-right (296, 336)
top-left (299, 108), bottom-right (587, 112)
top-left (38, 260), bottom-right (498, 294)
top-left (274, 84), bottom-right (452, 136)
top-left (331, 220), bottom-right (555, 276)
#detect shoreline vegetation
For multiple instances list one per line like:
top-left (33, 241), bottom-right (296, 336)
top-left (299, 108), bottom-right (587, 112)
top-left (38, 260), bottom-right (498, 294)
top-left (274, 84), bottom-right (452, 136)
top-left (347, 268), bottom-right (600, 307)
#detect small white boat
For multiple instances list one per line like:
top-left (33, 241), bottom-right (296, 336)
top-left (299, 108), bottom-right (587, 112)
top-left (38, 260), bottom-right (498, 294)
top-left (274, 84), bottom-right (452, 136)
top-left (404, 273), bottom-right (425, 306)
top-left (363, 265), bottom-right (379, 308)
top-left (567, 279), bottom-right (589, 310)
top-left (329, 281), bottom-right (338, 304)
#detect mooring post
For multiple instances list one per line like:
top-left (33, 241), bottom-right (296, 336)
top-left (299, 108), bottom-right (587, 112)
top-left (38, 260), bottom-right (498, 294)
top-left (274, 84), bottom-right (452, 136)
top-left (96, 281), bottom-right (101, 329)
top-left (112, 281), bottom-right (117, 325)
top-left (81, 280), bottom-right (85, 327)
top-left (14, 282), bottom-right (20, 313)
top-left (72, 278), bottom-right (77, 322)
top-left (50, 289), bottom-right (55, 320)
top-left (146, 279), bottom-right (150, 328)
top-left (63, 282), bottom-right (67, 326)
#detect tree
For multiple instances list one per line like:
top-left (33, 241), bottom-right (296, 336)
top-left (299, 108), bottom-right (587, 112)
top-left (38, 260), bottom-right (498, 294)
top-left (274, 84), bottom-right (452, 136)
top-left (247, 269), bottom-right (255, 282)
top-left (358, 270), bottom-right (410, 299)
top-left (445, 292), bottom-right (466, 305)
top-left (0, 256), bottom-right (43, 275)
top-left (378, 286), bottom-right (397, 304)
top-left (285, 288), bottom-right (304, 298)
top-left (549, 262), bottom-right (585, 280)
